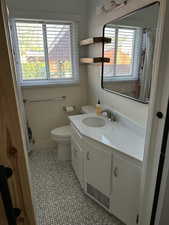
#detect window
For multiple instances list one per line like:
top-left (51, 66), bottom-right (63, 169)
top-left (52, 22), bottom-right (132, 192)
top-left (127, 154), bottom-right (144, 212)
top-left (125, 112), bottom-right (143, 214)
top-left (104, 26), bottom-right (142, 81)
top-left (13, 20), bottom-right (79, 86)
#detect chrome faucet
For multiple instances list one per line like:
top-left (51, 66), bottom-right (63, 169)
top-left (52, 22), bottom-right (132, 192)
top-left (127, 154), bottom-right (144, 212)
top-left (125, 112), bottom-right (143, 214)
top-left (101, 109), bottom-right (116, 121)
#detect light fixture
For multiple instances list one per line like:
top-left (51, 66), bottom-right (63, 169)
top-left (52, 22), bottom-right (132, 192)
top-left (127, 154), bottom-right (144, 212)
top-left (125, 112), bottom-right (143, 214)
top-left (96, 0), bottom-right (128, 15)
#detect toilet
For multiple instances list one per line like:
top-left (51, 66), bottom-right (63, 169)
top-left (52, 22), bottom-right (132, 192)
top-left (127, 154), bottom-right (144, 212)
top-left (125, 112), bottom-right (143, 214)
top-left (51, 125), bottom-right (72, 161)
top-left (51, 105), bottom-right (95, 161)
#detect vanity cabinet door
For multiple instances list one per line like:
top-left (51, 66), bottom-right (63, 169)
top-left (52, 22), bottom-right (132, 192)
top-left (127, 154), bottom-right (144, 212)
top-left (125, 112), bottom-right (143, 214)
top-left (71, 137), bottom-right (84, 188)
top-left (111, 154), bottom-right (141, 225)
top-left (85, 143), bottom-right (112, 196)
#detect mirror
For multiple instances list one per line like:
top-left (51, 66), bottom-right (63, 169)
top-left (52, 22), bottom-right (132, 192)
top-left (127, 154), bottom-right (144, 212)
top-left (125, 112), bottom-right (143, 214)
top-left (102, 2), bottom-right (160, 103)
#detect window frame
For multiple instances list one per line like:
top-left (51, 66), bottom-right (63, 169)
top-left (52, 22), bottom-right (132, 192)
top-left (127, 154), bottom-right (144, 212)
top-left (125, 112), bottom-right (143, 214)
top-left (11, 18), bottom-right (79, 87)
top-left (103, 25), bottom-right (143, 82)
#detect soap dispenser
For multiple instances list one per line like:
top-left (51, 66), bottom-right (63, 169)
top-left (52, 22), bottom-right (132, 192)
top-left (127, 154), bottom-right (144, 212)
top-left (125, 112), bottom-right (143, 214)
top-left (96, 99), bottom-right (102, 115)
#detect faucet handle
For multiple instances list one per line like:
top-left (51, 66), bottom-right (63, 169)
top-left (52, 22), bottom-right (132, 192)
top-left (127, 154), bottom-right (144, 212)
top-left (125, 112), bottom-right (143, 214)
top-left (101, 109), bottom-right (117, 121)
top-left (101, 111), bottom-right (108, 117)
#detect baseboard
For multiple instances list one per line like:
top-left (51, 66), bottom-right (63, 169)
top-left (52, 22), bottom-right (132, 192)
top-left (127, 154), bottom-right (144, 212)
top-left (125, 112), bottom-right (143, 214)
top-left (32, 139), bottom-right (56, 151)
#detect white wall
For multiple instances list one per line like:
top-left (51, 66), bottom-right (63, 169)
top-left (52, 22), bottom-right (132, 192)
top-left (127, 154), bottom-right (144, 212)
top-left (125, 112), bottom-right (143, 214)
top-left (7, 0), bottom-right (88, 149)
top-left (7, 0), bottom-right (87, 19)
top-left (86, 0), bottom-right (156, 127)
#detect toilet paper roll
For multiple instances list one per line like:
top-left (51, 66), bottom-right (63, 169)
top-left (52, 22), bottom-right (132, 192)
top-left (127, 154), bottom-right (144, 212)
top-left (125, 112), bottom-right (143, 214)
top-left (64, 106), bottom-right (75, 112)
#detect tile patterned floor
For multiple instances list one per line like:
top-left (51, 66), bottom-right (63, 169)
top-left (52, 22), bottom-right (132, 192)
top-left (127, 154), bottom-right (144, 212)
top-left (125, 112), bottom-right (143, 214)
top-left (29, 149), bottom-right (123, 225)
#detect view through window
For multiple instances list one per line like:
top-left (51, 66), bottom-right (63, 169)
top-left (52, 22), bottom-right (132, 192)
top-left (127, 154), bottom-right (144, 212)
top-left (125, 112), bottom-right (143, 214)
top-left (14, 20), bottom-right (77, 84)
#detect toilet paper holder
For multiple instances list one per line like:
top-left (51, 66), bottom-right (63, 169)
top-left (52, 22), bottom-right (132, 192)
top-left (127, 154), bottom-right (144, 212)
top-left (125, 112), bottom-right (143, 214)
top-left (63, 105), bottom-right (76, 112)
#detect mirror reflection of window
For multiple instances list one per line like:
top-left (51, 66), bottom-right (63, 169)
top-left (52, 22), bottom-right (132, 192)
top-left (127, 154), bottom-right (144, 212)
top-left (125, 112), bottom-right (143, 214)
top-left (104, 26), bottom-right (142, 81)
top-left (102, 2), bottom-right (160, 103)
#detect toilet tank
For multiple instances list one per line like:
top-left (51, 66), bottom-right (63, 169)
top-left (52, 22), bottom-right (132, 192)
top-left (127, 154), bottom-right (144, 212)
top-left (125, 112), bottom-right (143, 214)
top-left (81, 105), bottom-right (95, 114)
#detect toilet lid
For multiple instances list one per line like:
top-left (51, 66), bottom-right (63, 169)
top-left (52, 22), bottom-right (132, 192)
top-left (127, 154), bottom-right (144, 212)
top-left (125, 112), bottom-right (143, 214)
top-left (51, 125), bottom-right (72, 138)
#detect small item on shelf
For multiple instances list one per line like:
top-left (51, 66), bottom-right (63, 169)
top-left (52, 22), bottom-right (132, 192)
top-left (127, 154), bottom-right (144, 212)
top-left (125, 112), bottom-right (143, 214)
top-left (80, 57), bottom-right (110, 64)
top-left (96, 99), bottom-right (102, 116)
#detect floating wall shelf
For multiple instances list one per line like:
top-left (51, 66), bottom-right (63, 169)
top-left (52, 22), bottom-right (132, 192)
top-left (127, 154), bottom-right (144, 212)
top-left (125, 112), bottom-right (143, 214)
top-left (80, 37), bottom-right (111, 46)
top-left (80, 57), bottom-right (110, 64)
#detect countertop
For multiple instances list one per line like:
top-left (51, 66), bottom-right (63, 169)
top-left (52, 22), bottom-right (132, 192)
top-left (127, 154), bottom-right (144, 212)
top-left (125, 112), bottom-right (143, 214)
top-left (69, 113), bottom-right (145, 162)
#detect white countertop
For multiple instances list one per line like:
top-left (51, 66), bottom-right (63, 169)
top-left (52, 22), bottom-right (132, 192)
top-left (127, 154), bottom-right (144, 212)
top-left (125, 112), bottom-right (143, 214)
top-left (69, 113), bottom-right (145, 162)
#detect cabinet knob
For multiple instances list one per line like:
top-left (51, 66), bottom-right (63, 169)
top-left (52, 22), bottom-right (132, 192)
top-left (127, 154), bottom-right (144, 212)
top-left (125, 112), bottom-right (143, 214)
top-left (114, 167), bottom-right (118, 177)
top-left (156, 111), bottom-right (163, 119)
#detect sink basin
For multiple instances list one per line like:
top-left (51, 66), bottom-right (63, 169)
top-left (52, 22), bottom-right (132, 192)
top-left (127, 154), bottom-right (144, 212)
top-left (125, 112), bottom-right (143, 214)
top-left (82, 117), bottom-right (105, 127)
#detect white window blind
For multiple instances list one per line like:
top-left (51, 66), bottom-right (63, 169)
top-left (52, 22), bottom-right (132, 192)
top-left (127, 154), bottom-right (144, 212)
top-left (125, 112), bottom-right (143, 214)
top-left (104, 26), bottom-right (140, 79)
top-left (13, 20), bottom-right (78, 85)
top-left (46, 24), bottom-right (73, 79)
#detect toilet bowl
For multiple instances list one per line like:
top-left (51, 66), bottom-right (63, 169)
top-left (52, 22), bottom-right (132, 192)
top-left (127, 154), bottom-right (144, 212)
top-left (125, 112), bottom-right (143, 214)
top-left (51, 105), bottom-right (95, 161)
top-left (51, 125), bottom-right (72, 160)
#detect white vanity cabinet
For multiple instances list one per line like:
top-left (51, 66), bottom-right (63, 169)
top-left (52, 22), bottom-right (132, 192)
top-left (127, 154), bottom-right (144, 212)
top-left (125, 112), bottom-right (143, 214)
top-left (111, 154), bottom-right (141, 225)
top-left (70, 122), bottom-right (142, 225)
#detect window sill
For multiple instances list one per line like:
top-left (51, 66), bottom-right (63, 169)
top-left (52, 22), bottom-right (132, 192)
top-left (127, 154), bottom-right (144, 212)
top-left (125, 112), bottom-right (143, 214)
top-left (103, 77), bottom-right (138, 82)
top-left (19, 79), bottom-right (80, 88)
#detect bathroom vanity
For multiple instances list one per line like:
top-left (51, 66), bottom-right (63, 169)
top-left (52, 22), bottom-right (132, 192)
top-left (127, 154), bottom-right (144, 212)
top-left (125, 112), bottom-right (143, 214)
top-left (69, 113), bottom-right (145, 225)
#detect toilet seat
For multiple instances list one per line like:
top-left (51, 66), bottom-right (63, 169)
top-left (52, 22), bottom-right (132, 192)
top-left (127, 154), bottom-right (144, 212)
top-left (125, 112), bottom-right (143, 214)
top-left (51, 106), bottom-right (95, 161)
top-left (51, 125), bottom-right (72, 142)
